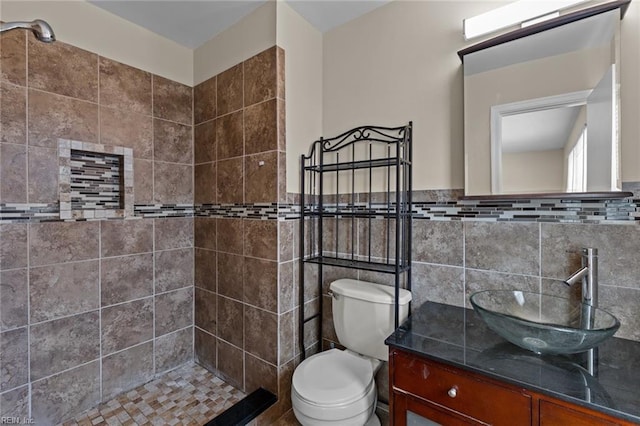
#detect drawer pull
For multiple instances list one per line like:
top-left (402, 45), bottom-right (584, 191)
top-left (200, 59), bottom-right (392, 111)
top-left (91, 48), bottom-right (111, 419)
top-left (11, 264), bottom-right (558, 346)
top-left (448, 386), bottom-right (458, 398)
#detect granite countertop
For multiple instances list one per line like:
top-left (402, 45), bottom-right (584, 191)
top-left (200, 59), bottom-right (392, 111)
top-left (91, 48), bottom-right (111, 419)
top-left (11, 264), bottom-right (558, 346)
top-left (385, 301), bottom-right (640, 424)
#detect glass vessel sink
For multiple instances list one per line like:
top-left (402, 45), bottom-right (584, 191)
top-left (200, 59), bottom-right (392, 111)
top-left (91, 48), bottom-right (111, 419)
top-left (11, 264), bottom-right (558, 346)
top-left (470, 290), bottom-right (620, 355)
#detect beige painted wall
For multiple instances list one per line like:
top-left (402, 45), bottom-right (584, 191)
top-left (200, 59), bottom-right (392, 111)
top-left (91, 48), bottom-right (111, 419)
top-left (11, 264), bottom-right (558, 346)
top-left (0, 0), bottom-right (193, 85)
top-left (465, 45), bottom-right (612, 195)
top-left (192, 1), bottom-right (323, 193)
top-left (193, 1), bottom-right (276, 85)
top-left (321, 1), bottom-right (503, 192)
top-left (321, 0), bottom-right (640, 193)
top-left (503, 149), bottom-right (565, 193)
top-left (276, 2), bottom-right (323, 194)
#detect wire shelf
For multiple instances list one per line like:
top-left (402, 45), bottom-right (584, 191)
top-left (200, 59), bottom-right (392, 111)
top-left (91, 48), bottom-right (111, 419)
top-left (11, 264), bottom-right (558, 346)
top-left (298, 123), bottom-right (413, 361)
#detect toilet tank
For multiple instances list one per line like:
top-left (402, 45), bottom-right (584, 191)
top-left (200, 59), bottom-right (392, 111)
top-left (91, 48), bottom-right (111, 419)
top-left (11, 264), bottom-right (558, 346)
top-left (330, 279), bottom-right (412, 362)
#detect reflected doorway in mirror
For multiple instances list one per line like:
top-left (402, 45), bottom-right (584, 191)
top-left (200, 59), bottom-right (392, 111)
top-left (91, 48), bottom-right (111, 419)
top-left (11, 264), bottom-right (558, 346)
top-left (490, 66), bottom-right (619, 195)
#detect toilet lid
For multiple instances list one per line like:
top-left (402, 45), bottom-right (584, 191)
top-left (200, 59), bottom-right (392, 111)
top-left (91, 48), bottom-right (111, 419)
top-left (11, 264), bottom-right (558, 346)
top-left (293, 349), bottom-right (374, 406)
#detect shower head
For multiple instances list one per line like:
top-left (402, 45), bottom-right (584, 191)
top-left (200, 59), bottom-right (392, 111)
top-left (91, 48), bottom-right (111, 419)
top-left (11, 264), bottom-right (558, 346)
top-left (0, 19), bottom-right (56, 43)
top-left (30, 19), bottom-right (56, 43)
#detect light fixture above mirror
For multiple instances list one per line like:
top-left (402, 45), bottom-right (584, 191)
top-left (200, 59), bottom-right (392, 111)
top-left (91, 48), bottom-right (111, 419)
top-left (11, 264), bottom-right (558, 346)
top-left (463, 0), bottom-right (590, 40)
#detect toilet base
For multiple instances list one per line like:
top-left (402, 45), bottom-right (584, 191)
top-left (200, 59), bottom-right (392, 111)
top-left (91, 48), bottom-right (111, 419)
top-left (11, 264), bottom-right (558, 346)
top-left (292, 407), bottom-right (380, 426)
top-left (365, 412), bottom-right (381, 426)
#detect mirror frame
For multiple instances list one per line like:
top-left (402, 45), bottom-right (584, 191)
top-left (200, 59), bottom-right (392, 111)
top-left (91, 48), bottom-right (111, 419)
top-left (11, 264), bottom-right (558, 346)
top-left (458, 0), bottom-right (633, 200)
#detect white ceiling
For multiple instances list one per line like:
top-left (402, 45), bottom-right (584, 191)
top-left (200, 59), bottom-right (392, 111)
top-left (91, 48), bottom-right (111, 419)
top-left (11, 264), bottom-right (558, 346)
top-left (502, 105), bottom-right (583, 153)
top-left (464, 8), bottom-right (618, 76)
top-left (89, 0), bottom-right (392, 49)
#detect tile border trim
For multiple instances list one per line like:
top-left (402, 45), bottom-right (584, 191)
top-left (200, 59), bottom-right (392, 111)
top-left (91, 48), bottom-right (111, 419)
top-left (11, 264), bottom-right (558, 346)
top-left (2, 194), bottom-right (639, 224)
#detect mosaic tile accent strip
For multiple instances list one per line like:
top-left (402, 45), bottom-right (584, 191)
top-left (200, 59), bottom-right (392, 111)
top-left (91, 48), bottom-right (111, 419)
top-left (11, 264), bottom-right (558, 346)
top-left (58, 139), bottom-right (133, 220)
top-left (0, 203), bottom-right (60, 222)
top-left (0, 204), bottom-right (197, 223)
top-left (415, 197), bottom-right (638, 223)
top-left (195, 204), bottom-right (299, 220)
top-left (134, 204), bottom-right (196, 218)
top-left (0, 203), bottom-right (297, 223)
top-left (2, 196), bottom-right (639, 224)
top-left (276, 204), bottom-right (299, 220)
top-left (299, 192), bottom-right (639, 224)
top-left (70, 150), bottom-right (122, 211)
top-left (61, 363), bottom-right (245, 426)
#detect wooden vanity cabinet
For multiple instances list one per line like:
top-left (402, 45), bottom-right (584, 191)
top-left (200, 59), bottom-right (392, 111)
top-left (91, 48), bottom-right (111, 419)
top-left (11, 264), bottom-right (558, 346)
top-left (390, 348), bottom-right (636, 426)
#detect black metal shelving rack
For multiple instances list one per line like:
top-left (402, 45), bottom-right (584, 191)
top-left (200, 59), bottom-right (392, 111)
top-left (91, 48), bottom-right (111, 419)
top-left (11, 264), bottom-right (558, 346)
top-left (298, 123), bottom-right (413, 360)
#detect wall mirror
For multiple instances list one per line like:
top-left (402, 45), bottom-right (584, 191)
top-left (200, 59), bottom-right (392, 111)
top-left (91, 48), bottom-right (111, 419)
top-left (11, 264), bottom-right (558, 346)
top-left (461, 2), bottom-right (628, 197)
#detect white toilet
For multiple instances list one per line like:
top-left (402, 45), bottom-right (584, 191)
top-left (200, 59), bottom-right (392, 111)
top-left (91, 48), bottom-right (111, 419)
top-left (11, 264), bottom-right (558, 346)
top-left (292, 278), bottom-right (412, 426)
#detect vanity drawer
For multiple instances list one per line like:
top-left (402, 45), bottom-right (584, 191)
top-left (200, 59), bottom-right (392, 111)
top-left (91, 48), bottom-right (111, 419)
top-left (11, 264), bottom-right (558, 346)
top-left (391, 350), bottom-right (531, 425)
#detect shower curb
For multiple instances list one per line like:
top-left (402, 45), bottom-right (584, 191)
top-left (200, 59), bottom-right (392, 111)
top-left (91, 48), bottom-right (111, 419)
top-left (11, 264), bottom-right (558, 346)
top-left (205, 387), bottom-right (277, 426)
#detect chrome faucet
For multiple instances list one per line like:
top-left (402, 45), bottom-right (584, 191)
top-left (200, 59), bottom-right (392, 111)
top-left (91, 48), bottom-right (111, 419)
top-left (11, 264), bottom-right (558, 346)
top-left (563, 247), bottom-right (598, 307)
top-left (563, 247), bottom-right (599, 376)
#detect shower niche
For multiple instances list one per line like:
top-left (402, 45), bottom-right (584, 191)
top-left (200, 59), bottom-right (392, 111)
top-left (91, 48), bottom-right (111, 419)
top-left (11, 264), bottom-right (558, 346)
top-left (58, 139), bottom-right (133, 219)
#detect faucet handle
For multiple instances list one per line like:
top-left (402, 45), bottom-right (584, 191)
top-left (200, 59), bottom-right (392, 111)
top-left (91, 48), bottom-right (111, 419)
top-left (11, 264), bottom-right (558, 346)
top-left (565, 247), bottom-right (598, 256)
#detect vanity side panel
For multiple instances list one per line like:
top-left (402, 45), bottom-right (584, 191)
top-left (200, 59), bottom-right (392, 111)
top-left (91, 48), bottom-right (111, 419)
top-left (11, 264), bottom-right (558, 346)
top-left (538, 398), bottom-right (633, 426)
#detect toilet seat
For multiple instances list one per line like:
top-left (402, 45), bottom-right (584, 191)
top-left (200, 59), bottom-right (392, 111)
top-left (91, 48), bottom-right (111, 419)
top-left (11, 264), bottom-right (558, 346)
top-left (292, 349), bottom-right (377, 424)
top-left (293, 349), bottom-right (374, 406)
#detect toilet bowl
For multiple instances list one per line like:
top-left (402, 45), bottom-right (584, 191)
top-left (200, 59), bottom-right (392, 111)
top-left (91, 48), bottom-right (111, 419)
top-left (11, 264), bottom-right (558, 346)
top-left (291, 349), bottom-right (381, 426)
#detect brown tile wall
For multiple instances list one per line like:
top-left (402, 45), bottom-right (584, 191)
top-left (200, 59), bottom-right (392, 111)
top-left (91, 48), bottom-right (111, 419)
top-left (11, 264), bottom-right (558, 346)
top-left (0, 30), bottom-right (194, 206)
top-left (409, 220), bottom-right (640, 343)
top-left (193, 46), bottom-right (296, 423)
top-left (193, 45), bottom-right (286, 205)
top-left (0, 219), bottom-right (195, 424)
top-left (305, 197), bottom-right (640, 407)
top-left (0, 31), bottom-right (194, 424)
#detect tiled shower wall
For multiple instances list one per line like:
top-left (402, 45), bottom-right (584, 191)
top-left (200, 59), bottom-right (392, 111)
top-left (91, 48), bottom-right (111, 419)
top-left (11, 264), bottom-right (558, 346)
top-left (0, 30), bottom-right (194, 424)
top-left (192, 46), bottom-right (297, 424)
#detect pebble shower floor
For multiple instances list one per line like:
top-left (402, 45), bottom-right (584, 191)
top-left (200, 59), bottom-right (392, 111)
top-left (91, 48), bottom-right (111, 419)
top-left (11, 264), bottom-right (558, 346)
top-left (59, 363), bottom-right (245, 426)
